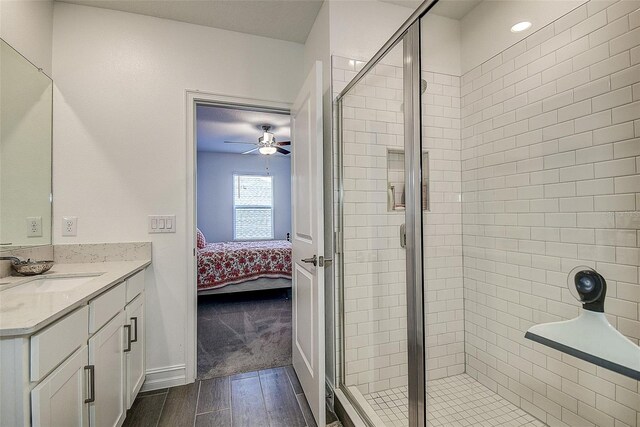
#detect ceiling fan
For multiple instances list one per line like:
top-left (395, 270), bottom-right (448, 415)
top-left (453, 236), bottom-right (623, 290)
top-left (224, 125), bottom-right (290, 155)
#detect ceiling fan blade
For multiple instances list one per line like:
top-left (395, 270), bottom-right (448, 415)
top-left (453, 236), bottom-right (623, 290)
top-left (276, 141), bottom-right (291, 146)
top-left (242, 147), bottom-right (259, 154)
top-left (224, 141), bottom-right (255, 145)
top-left (275, 147), bottom-right (290, 155)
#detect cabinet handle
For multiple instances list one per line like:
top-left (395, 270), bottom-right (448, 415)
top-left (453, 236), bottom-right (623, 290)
top-left (84, 365), bottom-right (95, 403)
top-left (124, 324), bottom-right (132, 352)
top-left (131, 317), bottom-right (138, 343)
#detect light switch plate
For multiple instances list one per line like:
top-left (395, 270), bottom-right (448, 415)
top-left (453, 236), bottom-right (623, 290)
top-left (148, 215), bottom-right (176, 233)
top-left (62, 217), bottom-right (77, 237)
top-left (26, 217), bottom-right (42, 237)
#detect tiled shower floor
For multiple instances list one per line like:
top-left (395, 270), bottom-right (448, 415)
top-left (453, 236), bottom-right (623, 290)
top-left (364, 374), bottom-right (545, 427)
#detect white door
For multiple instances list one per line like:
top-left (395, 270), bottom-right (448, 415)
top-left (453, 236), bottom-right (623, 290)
top-left (291, 60), bottom-right (325, 426)
top-left (125, 294), bottom-right (145, 409)
top-left (88, 311), bottom-right (126, 427)
top-left (31, 345), bottom-right (89, 427)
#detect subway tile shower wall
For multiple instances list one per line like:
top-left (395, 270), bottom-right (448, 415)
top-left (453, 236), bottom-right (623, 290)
top-left (333, 56), bottom-right (465, 394)
top-left (333, 1), bottom-right (638, 425)
top-left (461, 1), bottom-right (640, 426)
top-left (420, 69), bottom-right (465, 382)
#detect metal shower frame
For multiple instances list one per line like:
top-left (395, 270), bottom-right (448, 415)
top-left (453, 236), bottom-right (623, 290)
top-left (335, 0), bottom-right (440, 426)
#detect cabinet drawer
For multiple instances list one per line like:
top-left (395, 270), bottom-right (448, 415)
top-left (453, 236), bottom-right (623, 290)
top-left (31, 306), bottom-right (89, 382)
top-left (126, 270), bottom-right (144, 303)
top-left (89, 282), bottom-right (126, 334)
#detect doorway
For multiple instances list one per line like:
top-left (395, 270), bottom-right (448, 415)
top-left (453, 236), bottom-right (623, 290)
top-left (192, 102), bottom-right (293, 379)
top-left (186, 62), bottom-right (326, 426)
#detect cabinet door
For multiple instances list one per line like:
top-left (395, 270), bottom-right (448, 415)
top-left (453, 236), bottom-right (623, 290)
top-left (125, 293), bottom-right (145, 409)
top-left (88, 311), bottom-right (126, 427)
top-left (31, 345), bottom-right (89, 427)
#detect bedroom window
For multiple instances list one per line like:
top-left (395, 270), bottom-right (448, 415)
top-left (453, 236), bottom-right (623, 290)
top-left (233, 174), bottom-right (274, 240)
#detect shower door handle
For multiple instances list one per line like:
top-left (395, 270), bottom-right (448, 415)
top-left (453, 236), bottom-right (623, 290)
top-left (400, 224), bottom-right (406, 248)
top-left (319, 256), bottom-right (332, 267)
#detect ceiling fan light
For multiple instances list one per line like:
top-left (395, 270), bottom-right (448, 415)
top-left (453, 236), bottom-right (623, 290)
top-left (259, 146), bottom-right (277, 155)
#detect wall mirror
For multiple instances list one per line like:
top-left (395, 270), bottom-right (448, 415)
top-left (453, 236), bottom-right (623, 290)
top-left (0, 38), bottom-right (53, 250)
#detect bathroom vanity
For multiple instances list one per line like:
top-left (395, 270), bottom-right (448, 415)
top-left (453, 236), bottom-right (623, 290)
top-left (0, 36), bottom-right (153, 427)
top-left (0, 260), bottom-right (150, 427)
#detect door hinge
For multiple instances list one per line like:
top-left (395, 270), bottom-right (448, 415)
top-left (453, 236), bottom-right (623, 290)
top-left (334, 231), bottom-right (342, 254)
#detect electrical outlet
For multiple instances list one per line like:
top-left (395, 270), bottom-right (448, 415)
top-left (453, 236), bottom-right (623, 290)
top-left (26, 217), bottom-right (42, 237)
top-left (62, 216), bottom-right (77, 237)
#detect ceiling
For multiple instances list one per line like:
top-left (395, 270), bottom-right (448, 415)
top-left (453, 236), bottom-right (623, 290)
top-left (58, 0), bottom-right (324, 43)
top-left (57, 0), bottom-right (485, 44)
top-left (379, 0), bottom-right (482, 19)
top-left (196, 105), bottom-right (290, 155)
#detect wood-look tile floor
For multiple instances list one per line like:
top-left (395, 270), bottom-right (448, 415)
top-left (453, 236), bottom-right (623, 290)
top-left (123, 365), bottom-right (318, 427)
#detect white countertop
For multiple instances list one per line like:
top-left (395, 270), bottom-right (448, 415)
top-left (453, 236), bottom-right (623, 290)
top-left (0, 260), bottom-right (150, 337)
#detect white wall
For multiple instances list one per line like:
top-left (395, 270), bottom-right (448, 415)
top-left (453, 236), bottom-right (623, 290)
top-left (329, 0), bottom-right (413, 63)
top-left (52, 2), bottom-right (303, 386)
top-left (0, 0), bottom-right (53, 75)
top-left (460, 0), bottom-right (586, 73)
top-left (304, 0), bottom-right (331, 83)
top-left (197, 152), bottom-right (291, 243)
top-left (421, 13), bottom-right (461, 76)
top-left (328, 1), bottom-right (461, 79)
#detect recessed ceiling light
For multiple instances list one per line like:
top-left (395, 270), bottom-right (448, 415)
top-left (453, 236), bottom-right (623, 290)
top-left (511, 21), bottom-right (532, 33)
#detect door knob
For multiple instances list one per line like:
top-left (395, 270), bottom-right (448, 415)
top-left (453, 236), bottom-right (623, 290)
top-left (301, 255), bottom-right (333, 267)
top-left (301, 255), bottom-right (318, 266)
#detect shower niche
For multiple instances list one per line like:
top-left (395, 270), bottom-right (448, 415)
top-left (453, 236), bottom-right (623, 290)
top-left (386, 149), bottom-right (430, 212)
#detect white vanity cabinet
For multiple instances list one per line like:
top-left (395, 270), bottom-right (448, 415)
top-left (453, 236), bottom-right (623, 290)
top-left (125, 293), bottom-right (145, 409)
top-left (88, 310), bottom-right (126, 427)
top-left (31, 345), bottom-right (90, 427)
top-left (0, 268), bottom-right (146, 427)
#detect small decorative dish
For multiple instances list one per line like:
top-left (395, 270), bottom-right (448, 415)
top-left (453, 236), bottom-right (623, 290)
top-left (9, 259), bottom-right (54, 276)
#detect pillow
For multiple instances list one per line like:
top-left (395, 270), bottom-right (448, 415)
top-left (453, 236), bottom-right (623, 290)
top-left (196, 228), bottom-right (206, 249)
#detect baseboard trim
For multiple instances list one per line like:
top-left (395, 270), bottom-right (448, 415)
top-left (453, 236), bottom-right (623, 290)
top-left (140, 364), bottom-right (188, 392)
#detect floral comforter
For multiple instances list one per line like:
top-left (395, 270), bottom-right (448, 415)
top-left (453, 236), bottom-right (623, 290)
top-left (197, 240), bottom-right (292, 291)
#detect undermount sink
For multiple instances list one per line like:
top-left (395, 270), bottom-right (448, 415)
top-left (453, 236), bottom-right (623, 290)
top-left (2, 274), bottom-right (103, 295)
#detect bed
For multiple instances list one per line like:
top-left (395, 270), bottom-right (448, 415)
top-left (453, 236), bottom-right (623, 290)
top-left (197, 239), bottom-right (292, 295)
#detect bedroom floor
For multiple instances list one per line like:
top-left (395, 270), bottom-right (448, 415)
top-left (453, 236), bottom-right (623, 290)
top-left (197, 289), bottom-right (292, 379)
top-left (122, 366), bottom-right (321, 427)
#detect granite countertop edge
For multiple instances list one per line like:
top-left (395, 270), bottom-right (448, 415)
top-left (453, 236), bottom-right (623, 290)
top-left (0, 260), bottom-right (151, 338)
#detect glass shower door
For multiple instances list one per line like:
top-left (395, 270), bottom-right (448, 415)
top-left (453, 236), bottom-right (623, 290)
top-left (337, 22), bottom-right (426, 427)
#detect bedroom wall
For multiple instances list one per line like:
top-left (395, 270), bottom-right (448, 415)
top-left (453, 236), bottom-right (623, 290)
top-left (197, 152), bottom-right (292, 243)
top-left (52, 2), bottom-right (303, 389)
